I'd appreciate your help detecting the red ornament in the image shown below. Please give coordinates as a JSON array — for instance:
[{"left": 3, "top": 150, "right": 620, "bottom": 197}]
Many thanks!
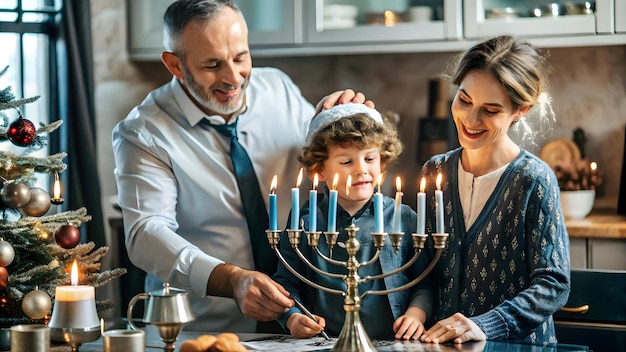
[
  {"left": 7, "top": 116, "right": 37, "bottom": 147},
  {"left": 54, "top": 224, "right": 81, "bottom": 249},
  {"left": 0, "top": 267, "right": 7, "bottom": 291}
]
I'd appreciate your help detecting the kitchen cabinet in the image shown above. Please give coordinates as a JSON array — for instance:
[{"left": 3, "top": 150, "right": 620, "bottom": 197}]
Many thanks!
[
  {"left": 554, "top": 269, "right": 626, "bottom": 352},
  {"left": 617, "top": 0, "right": 626, "bottom": 32},
  {"left": 566, "top": 212, "right": 626, "bottom": 270},
  {"left": 127, "top": 0, "right": 626, "bottom": 60},
  {"left": 237, "top": 0, "right": 302, "bottom": 45},
  {"left": 127, "top": 0, "right": 172, "bottom": 60},
  {"left": 303, "top": 0, "right": 462, "bottom": 44}
]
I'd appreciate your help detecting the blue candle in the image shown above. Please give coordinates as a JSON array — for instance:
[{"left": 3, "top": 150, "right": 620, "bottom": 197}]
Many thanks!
[
  {"left": 417, "top": 177, "right": 426, "bottom": 235},
  {"left": 391, "top": 176, "right": 403, "bottom": 233},
  {"left": 309, "top": 174, "right": 318, "bottom": 232},
  {"left": 327, "top": 173, "right": 339, "bottom": 233},
  {"left": 435, "top": 173, "right": 444, "bottom": 234},
  {"left": 269, "top": 175, "right": 278, "bottom": 231},
  {"left": 374, "top": 175, "right": 384, "bottom": 233},
  {"left": 291, "top": 168, "right": 303, "bottom": 230}
]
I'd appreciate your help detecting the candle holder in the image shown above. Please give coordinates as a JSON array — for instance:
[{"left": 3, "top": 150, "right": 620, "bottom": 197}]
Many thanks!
[
  {"left": 267, "top": 225, "right": 448, "bottom": 352},
  {"left": 49, "top": 294, "right": 100, "bottom": 351}
]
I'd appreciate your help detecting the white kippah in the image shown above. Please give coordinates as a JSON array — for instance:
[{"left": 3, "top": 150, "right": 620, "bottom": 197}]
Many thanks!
[{"left": 306, "top": 103, "right": 383, "bottom": 144}]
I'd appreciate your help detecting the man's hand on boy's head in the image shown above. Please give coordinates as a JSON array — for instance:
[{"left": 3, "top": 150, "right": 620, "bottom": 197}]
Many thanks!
[{"left": 315, "top": 89, "right": 375, "bottom": 115}]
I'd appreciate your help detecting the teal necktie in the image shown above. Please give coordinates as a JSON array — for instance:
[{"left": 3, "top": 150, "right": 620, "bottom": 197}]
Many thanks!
[{"left": 209, "top": 119, "right": 276, "bottom": 275}]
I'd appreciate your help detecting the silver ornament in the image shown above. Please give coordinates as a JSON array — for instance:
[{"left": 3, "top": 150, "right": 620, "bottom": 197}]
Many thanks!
[
  {"left": 1, "top": 182, "right": 31, "bottom": 208},
  {"left": 22, "top": 289, "right": 52, "bottom": 320},
  {"left": 0, "top": 240, "right": 14, "bottom": 267},
  {"left": 21, "top": 187, "right": 51, "bottom": 217}
]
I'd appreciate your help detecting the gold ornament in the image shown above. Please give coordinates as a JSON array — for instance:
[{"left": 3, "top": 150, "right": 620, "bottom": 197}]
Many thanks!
[
  {"left": 0, "top": 239, "right": 15, "bottom": 267},
  {"left": 22, "top": 289, "right": 52, "bottom": 320},
  {"left": 21, "top": 187, "right": 51, "bottom": 217},
  {"left": 0, "top": 182, "right": 31, "bottom": 208}
]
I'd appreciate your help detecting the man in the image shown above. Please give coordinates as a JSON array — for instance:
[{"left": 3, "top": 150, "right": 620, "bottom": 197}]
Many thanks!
[{"left": 112, "top": 0, "right": 372, "bottom": 332}]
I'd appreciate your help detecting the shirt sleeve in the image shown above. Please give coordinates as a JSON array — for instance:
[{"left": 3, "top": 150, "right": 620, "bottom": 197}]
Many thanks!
[{"left": 112, "top": 117, "right": 223, "bottom": 298}]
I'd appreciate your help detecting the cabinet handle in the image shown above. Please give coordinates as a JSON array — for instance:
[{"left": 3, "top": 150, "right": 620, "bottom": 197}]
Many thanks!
[{"left": 559, "top": 305, "right": 589, "bottom": 314}]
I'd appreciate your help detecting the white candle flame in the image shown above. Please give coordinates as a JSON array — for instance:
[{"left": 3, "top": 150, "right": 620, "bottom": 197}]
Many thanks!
[{"left": 70, "top": 259, "right": 78, "bottom": 286}]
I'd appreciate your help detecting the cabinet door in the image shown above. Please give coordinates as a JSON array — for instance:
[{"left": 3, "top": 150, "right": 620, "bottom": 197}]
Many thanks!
[
  {"left": 589, "top": 238, "right": 626, "bottom": 270},
  {"left": 569, "top": 237, "right": 588, "bottom": 269},
  {"left": 236, "top": 0, "right": 302, "bottom": 45},
  {"left": 305, "top": 0, "right": 462, "bottom": 44},
  {"left": 463, "top": 0, "right": 611, "bottom": 39},
  {"left": 128, "top": 0, "right": 174, "bottom": 60},
  {"left": 617, "top": 0, "right": 626, "bottom": 32}
]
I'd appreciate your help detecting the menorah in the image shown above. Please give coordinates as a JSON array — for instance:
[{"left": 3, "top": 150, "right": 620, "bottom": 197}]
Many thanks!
[{"left": 266, "top": 224, "right": 448, "bottom": 352}]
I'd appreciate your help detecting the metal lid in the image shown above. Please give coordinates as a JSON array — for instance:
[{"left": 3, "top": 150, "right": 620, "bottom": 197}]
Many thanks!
[{"left": 149, "top": 282, "right": 187, "bottom": 297}]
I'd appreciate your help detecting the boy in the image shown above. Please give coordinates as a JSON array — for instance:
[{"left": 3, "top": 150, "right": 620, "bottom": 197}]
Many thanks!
[{"left": 273, "top": 104, "right": 429, "bottom": 340}]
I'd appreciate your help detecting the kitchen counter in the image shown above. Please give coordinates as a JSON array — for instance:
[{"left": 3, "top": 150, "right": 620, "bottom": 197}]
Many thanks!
[{"left": 565, "top": 210, "right": 626, "bottom": 239}]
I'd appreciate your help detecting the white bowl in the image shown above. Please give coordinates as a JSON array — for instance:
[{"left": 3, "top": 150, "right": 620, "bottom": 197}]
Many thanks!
[{"left": 560, "top": 190, "right": 595, "bottom": 220}]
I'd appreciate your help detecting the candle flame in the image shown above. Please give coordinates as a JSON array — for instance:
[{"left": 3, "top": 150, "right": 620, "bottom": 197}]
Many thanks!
[
  {"left": 346, "top": 175, "right": 352, "bottom": 196},
  {"left": 590, "top": 162, "right": 597, "bottom": 171},
  {"left": 313, "top": 173, "right": 318, "bottom": 191},
  {"left": 270, "top": 175, "right": 277, "bottom": 194},
  {"left": 420, "top": 177, "right": 426, "bottom": 193},
  {"left": 100, "top": 318, "right": 105, "bottom": 335},
  {"left": 395, "top": 176, "right": 402, "bottom": 192},
  {"left": 296, "top": 168, "right": 303, "bottom": 188},
  {"left": 377, "top": 174, "right": 383, "bottom": 193},
  {"left": 332, "top": 173, "right": 339, "bottom": 190},
  {"left": 53, "top": 173, "right": 62, "bottom": 199},
  {"left": 70, "top": 259, "right": 78, "bottom": 286},
  {"left": 436, "top": 173, "right": 442, "bottom": 191}
]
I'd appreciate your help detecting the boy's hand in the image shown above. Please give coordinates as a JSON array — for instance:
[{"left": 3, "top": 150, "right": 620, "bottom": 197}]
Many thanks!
[
  {"left": 286, "top": 313, "right": 327, "bottom": 339},
  {"left": 393, "top": 306, "right": 427, "bottom": 340}
]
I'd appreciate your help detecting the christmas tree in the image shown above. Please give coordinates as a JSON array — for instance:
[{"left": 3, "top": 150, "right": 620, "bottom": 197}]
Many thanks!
[{"left": 0, "top": 66, "right": 126, "bottom": 327}]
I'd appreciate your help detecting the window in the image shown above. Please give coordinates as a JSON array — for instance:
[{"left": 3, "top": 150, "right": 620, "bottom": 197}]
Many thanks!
[{"left": 0, "top": 0, "right": 63, "bottom": 190}]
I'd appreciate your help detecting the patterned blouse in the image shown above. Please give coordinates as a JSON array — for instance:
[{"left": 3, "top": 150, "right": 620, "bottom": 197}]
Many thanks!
[{"left": 415, "top": 148, "right": 571, "bottom": 346}]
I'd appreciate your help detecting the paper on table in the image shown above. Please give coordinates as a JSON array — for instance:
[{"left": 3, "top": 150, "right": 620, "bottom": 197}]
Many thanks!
[{"left": 242, "top": 336, "right": 429, "bottom": 351}]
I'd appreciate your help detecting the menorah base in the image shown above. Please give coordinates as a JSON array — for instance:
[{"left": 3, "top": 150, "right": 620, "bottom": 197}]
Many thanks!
[{"left": 333, "top": 311, "right": 375, "bottom": 352}]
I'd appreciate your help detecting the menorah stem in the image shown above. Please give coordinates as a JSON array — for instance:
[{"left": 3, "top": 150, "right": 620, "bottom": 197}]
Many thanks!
[{"left": 333, "top": 308, "right": 375, "bottom": 352}]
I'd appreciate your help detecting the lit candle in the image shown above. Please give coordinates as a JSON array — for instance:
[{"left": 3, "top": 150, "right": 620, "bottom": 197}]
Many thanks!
[
  {"left": 291, "top": 169, "right": 303, "bottom": 230},
  {"left": 345, "top": 175, "right": 352, "bottom": 196},
  {"left": 309, "top": 174, "right": 318, "bottom": 232},
  {"left": 269, "top": 175, "right": 278, "bottom": 231},
  {"left": 49, "top": 259, "right": 100, "bottom": 329},
  {"left": 392, "top": 176, "right": 403, "bottom": 233},
  {"left": 373, "top": 174, "right": 384, "bottom": 233},
  {"left": 327, "top": 173, "right": 339, "bottom": 233},
  {"left": 51, "top": 172, "right": 64, "bottom": 205},
  {"left": 435, "top": 173, "right": 444, "bottom": 234},
  {"left": 417, "top": 177, "right": 426, "bottom": 235}
]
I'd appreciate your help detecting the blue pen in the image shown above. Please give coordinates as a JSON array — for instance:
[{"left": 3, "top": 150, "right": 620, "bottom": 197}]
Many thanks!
[{"left": 293, "top": 299, "right": 331, "bottom": 340}]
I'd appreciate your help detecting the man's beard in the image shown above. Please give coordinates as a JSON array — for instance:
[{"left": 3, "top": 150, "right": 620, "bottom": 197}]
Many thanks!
[{"left": 183, "top": 67, "right": 246, "bottom": 116}]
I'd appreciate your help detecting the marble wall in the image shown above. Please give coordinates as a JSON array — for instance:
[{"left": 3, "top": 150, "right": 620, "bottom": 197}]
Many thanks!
[{"left": 91, "top": 0, "right": 625, "bottom": 312}]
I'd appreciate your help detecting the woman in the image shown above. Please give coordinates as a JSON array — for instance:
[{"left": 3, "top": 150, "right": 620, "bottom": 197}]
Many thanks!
[{"left": 415, "top": 35, "right": 570, "bottom": 346}]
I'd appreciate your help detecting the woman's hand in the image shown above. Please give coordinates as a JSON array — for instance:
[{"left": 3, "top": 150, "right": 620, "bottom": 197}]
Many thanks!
[
  {"left": 393, "top": 306, "right": 427, "bottom": 340},
  {"left": 286, "top": 313, "right": 327, "bottom": 338},
  {"left": 420, "top": 312, "right": 486, "bottom": 344}
]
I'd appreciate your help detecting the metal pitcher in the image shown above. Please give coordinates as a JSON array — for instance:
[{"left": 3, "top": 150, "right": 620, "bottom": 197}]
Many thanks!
[{"left": 127, "top": 282, "right": 195, "bottom": 351}]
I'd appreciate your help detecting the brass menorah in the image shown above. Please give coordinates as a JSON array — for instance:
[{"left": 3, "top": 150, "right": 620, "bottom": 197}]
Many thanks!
[{"left": 267, "top": 224, "right": 448, "bottom": 352}]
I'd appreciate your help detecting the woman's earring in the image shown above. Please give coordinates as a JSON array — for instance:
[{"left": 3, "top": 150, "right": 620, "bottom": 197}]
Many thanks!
[{"left": 514, "top": 119, "right": 519, "bottom": 123}]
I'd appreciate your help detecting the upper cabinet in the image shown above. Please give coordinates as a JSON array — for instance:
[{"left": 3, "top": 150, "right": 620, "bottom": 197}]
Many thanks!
[
  {"left": 237, "top": 0, "right": 302, "bottom": 45},
  {"left": 127, "top": 0, "right": 626, "bottom": 60},
  {"left": 303, "top": 0, "right": 462, "bottom": 44}
]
